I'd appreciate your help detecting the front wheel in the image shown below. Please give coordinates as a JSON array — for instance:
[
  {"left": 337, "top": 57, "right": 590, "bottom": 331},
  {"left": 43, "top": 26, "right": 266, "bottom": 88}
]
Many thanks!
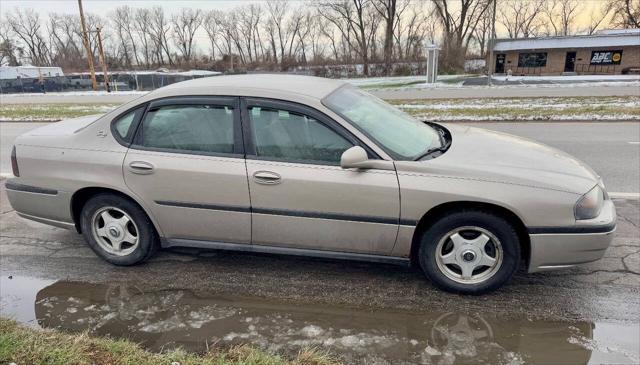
[
  {"left": 80, "top": 193, "right": 158, "bottom": 266},
  {"left": 418, "top": 210, "right": 520, "bottom": 294}
]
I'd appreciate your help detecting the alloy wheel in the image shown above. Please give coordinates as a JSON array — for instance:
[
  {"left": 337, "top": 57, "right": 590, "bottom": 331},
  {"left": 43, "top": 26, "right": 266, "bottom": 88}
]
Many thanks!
[
  {"left": 91, "top": 206, "right": 139, "bottom": 256},
  {"left": 435, "top": 226, "right": 504, "bottom": 284}
]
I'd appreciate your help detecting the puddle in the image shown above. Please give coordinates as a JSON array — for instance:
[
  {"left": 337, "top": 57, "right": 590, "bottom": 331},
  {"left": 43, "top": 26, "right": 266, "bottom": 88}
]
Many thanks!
[{"left": 1, "top": 275, "right": 638, "bottom": 364}]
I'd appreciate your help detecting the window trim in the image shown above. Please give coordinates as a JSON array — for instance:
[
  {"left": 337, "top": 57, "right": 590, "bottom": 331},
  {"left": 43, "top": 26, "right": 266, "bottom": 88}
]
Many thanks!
[
  {"left": 129, "top": 96, "right": 244, "bottom": 158},
  {"left": 241, "top": 97, "right": 380, "bottom": 166}
]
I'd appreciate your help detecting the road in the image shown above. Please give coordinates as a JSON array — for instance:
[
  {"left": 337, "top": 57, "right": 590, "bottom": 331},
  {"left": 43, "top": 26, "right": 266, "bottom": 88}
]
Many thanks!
[
  {"left": 1, "top": 83, "right": 638, "bottom": 104},
  {"left": 374, "top": 83, "right": 640, "bottom": 100},
  {"left": 2, "top": 121, "right": 638, "bottom": 193}
]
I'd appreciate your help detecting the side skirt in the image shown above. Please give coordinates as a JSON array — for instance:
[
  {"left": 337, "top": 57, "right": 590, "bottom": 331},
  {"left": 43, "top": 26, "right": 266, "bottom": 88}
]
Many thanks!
[{"left": 163, "top": 238, "right": 410, "bottom": 266}]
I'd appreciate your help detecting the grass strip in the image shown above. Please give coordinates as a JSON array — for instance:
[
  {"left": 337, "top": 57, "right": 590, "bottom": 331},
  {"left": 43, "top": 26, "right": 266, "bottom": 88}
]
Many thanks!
[
  {"left": 0, "top": 317, "right": 340, "bottom": 365},
  {"left": 0, "top": 104, "right": 118, "bottom": 121}
]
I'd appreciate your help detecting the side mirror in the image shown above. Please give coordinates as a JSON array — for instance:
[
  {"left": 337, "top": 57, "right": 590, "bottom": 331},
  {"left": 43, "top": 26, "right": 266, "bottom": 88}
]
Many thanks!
[
  {"left": 340, "top": 146, "right": 395, "bottom": 171},
  {"left": 340, "top": 146, "right": 368, "bottom": 168}
]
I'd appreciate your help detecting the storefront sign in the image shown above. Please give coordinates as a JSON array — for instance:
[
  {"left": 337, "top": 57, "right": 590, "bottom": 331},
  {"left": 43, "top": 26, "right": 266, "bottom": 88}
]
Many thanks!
[{"left": 590, "top": 50, "right": 623, "bottom": 65}]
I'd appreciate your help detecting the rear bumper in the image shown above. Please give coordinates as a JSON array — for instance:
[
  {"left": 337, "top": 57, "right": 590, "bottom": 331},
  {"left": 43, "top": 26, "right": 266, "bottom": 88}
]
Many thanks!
[
  {"left": 528, "top": 200, "right": 616, "bottom": 273},
  {"left": 5, "top": 180, "right": 75, "bottom": 229}
]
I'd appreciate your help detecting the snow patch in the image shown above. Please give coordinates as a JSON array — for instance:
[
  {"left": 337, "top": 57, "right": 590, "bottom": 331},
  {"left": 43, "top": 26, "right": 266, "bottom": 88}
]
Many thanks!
[{"left": 300, "top": 325, "right": 324, "bottom": 337}]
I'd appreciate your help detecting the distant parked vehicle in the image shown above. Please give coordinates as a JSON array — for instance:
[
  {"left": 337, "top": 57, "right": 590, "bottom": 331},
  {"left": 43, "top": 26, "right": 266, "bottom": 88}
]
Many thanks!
[{"left": 6, "top": 75, "right": 616, "bottom": 294}]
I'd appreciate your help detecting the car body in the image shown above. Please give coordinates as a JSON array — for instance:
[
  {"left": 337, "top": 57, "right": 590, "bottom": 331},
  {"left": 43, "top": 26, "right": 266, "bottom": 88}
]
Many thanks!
[{"left": 6, "top": 75, "right": 616, "bottom": 293}]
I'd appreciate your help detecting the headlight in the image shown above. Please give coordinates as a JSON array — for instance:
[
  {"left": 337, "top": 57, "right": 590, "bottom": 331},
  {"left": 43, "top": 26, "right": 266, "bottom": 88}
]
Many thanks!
[{"left": 574, "top": 185, "right": 604, "bottom": 220}]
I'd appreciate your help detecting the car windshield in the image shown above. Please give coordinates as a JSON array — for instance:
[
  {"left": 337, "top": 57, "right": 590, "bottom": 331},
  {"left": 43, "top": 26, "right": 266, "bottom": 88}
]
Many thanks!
[{"left": 323, "top": 86, "right": 442, "bottom": 160}]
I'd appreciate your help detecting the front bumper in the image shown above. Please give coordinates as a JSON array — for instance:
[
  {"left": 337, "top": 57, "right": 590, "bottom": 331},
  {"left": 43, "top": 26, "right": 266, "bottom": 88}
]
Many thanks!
[{"left": 528, "top": 199, "right": 616, "bottom": 273}]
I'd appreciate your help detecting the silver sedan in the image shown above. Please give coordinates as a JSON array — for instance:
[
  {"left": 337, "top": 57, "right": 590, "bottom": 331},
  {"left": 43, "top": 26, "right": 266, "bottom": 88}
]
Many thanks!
[{"left": 6, "top": 75, "right": 616, "bottom": 294}]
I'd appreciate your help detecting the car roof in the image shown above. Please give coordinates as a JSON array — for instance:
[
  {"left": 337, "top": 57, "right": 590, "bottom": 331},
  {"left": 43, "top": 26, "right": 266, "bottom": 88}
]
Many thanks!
[{"left": 153, "top": 74, "right": 347, "bottom": 100}]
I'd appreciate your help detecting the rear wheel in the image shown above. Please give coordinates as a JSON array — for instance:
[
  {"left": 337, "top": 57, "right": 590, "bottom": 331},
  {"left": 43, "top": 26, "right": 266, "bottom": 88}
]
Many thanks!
[
  {"left": 80, "top": 193, "right": 158, "bottom": 265},
  {"left": 418, "top": 210, "right": 520, "bottom": 294}
]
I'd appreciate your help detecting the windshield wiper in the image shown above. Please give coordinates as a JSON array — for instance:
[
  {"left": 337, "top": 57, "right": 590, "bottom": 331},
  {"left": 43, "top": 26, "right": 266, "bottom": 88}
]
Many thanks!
[
  {"left": 414, "top": 125, "right": 451, "bottom": 161},
  {"left": 413, "top": 142, "right": 450, "bottom": 161}
]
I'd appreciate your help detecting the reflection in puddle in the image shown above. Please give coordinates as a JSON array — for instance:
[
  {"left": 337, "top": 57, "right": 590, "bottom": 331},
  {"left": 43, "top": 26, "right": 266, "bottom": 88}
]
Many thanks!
[{"left": 1, "top": 276, "right": 638, "bottom": 364}]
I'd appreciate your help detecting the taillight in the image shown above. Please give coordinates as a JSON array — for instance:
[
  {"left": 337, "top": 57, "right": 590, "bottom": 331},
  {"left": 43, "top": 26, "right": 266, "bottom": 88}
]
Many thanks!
[{"left": 11, "top": 146, "right": 19, "bottom": 177}]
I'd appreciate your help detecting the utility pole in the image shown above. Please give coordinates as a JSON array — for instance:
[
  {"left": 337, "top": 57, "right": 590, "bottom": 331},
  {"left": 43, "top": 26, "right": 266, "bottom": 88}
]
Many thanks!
[
  {"left": 95, "top": 27, "right": 111, "bottom": 92},
  {"left": 78, "top": 0, "right": 97, "bottom": 91},
  {"left": 487, "top": 0, "right": 497, "bottom": 86}
]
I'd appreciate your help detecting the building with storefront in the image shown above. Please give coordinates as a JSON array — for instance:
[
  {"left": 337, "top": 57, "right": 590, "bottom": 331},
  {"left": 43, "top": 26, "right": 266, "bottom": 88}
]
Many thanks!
[{"left": 490, "top": 29, "right": 640, "bottom": 76}]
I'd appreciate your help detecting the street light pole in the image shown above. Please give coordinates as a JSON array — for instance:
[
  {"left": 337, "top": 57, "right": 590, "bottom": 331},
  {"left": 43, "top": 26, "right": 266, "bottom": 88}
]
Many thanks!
[
  {"left": 78, "top": 0, "right": 97, "bottom": 91},
  {"left": 487, "top": 0, "right": 497, "bottom": 86}
]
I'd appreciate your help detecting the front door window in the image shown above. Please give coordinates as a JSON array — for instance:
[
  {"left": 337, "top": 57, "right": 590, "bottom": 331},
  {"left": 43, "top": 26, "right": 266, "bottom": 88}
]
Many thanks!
[{"left": 248, "top": 106, "right": 353, "bottom": 164}]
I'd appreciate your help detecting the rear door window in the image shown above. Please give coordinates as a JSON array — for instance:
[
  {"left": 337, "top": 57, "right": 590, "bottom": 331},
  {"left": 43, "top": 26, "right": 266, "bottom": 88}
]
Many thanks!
[{"left": 137, "top": 104, "right": 235, "bottom": 155}]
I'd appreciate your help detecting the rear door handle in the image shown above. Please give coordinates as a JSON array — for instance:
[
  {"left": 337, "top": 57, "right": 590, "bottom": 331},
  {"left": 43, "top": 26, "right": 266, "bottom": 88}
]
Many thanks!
[
  {"left": 128, "top": 161, "right": 155, "bottom": 174},
  {"left": 253, "top": 171, "right": 281, "bottom": 185}
]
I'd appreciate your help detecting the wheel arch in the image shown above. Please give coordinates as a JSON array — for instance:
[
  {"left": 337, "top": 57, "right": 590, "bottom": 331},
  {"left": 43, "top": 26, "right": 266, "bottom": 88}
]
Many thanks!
[
  {"left": 70, "top": 186, "right": 163, "bottom": 237},
  {"left": 409, "top": 201, "right": 530, "bottom": 266}
]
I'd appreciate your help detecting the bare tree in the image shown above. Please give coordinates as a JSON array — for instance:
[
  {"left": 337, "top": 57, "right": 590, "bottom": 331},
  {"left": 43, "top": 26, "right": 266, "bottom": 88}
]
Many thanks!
[
  {"left": 148, "top": 6, "right": 173, "bottom": 65},
  {"left": 606, "top": 0, "right": 640, "bottom": 28},
  {"left": 237, "top": 4, "right": 262, "bottom": 63},
  {"left": 472, "top": 5, "right": 492, "bottom": 57},
  {"left": 0, "top": 22, "right": 21, "bottom": 66},
  {"left": 584, "top": 3, "right": 611, "bottom": 35},
  {"left": 498, "top": 0, "right": 545, "bottom": 38},
  {"left": 318, "top": 0, "right": 378, "bottom": 76},
  {"left": 172, "top": 8, "right": 203, "bottom": 63},
  {"left": 264, "top": 0, "right": 298, "bottom": 67},
  {"left": 432, "top": 0, "right": 491, "bottom": 71},
  {"left": 134, "top": 8, "right": 154, "bottom": 67},
  {"left": 372, "top": 0, "right": 409, "bottom": 75},
  {"left": 308, "top": 15, "right": 328, "bottom": 63},
  {"left": 319, "top": 16, "right": 344, "bottom": 62},
  {"left": 285, "top": 7, "right": 306, "bottom": 62},
  {"left": 298, "top": 10, "right": 324, "bottom": 63},
  {"left": 48, "top": 13, "right": 83, "bottom": 67},
  {"left": 203, "top": 10, "right": 221, "bottom": 61},
  {"left": 395, "top": 2, "right": 436, "bottom": 60},
  {"left": 208, "top": 10, "right": 238, "bottom": 68},
  {"left": 543, "top": 0, "right": 581, "bottom": 36},
  {"left": 111, "top": 6, "right": 139, "bottom": 67},
  {"left": 5, "top": 9, "right": 50, "bottom": 65}
]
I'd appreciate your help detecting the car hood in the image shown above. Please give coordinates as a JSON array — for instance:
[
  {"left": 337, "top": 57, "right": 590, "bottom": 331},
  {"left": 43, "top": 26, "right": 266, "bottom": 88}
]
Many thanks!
[{"left": 396, "top": 123, "right": 599, "bottom": 195}]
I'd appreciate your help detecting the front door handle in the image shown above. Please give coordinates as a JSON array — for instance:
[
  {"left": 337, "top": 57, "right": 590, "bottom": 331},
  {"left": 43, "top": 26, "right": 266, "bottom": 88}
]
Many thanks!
[
  {"left": 128, "top": 161, "right": 155, "bottom": 174},
  {"left": 253, "top": 171, "right": 281, "bottom": 185}
]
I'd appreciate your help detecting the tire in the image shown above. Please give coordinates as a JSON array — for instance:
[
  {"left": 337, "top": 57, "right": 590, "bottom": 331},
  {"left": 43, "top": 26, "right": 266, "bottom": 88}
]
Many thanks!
[
  {"left": 80, "top": 193, "right": 158, "bottom": 266},
  {"left": 418, "top": 210, "right": 520, "bottom": 295}
]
